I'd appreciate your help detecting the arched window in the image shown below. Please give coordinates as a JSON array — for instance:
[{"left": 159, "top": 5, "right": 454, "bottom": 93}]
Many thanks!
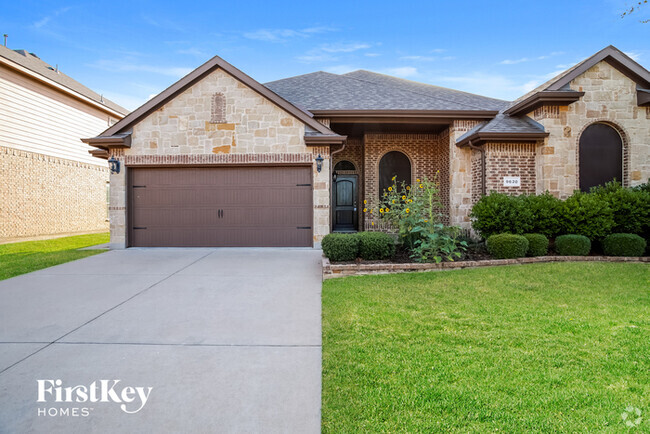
[
  {"left": 579, "top": 123, "right": 623, "bottom": 192},
  {"left": 334, "top": 160, "right": 356, "bottom": 171},
  {"left": 379, "top": 151, "right": 411, "bottom": 198}
]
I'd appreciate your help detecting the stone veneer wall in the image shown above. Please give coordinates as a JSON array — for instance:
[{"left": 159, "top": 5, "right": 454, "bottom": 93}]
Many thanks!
[
  {"left": 0, "top": 146, "right": 109, "bottom": 239},
  {"left": 533, "top": 61, "right": 650, "bottom": 197},
  {"left": 484, "top": 143, "right": 537, "bottom": 195},
  {"left": 449, "top": 120, "right": 482, "bottom": 228},
  {"left": 363, "top": 132, "right": 450, "bottom": 228},
  {"left": 108, "top": 67, "right": 330, "bottom": 248}
]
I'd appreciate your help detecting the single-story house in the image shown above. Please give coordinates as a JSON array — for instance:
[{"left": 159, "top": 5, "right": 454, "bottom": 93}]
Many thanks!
[
  {"left": 0, "top": 44, "right": 128, "bottom": 241},
  {"left": 85, "top": 45, "right": 650, "bottom": 248}
]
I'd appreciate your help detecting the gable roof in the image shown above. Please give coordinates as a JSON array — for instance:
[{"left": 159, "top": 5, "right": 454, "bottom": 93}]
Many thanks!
[
  {"left": 0, "top": 45, "right": 128, "bottom": 116},
  {"left": 264, "top": 70, "right": 507, "bottom": 113},
  {"left": 505, "top": 45, "right": 650, "bottom": 115},
  {"left": 90, "top": 54, "right": 341, "bottom": 146}
]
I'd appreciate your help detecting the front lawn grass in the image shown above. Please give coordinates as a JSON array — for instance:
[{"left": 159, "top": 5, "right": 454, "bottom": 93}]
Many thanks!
[
  {"left": 323, "top": 262, "right": 650, "bottom": 432},
  {"left": 0, "top": 233, "right": 109, "bottom": 280}
]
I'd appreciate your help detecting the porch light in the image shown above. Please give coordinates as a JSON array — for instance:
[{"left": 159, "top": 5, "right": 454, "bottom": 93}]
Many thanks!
[
  {"left": 315, "top": 154, "right": 324, "bottom": 173},
  {"left": 332, "top": 170, "right": 338, "bottom": 181},
  {"left": 108, "top": 155, "right": 121, "bottom": 174}
]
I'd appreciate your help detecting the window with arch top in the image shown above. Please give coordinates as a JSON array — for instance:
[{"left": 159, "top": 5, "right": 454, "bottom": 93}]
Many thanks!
[
  {"left": 579, "top": 123, "right": 623, "bottom": 192},
  {"left": 379, "top": 151, "right": 411, "bottom": 198},
  {"left": 334, "top": 160, "right": 356, "bottom": 171}
]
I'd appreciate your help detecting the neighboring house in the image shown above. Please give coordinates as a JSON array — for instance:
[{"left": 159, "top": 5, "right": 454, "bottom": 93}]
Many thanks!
[
  {"left": 0, "top": 44, "right": 128, "bottom": 241},
  {"left": 85, "top": 45, "right": 650, "bottom": 248}
]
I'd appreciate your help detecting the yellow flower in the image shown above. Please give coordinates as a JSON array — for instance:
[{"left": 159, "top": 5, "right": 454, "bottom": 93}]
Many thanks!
[
  {"left": 401, "top": 195, "right": 406, "bottom": 200},
  {"left": 380, "top": 208, "right": 384, "bottom": 213},
  {"left": 406, "top": 185, "right": 410, "bottom": 190},
  {"left": 405, "top": 208, "right": 410, "bottom": 213},
  {"left": 385, "top": 208, "right": 390, "bottom": 212},
  {"left": 392, "top": 200, "right": 396, "bottom": 204},
  {"left": 371, "top": 221, "right": 375, "bottom": 226},
  {"left": 424, "top": 219, "right": 428, "bottom": 223},
  {"left": 383, "top": 192, "right": 388, "bottom": 197},
  {"left": 363, "top": 208, "right": 367, "bottom": 213},
  {"left": 408, "top": 199, "right": 413, "bottom": 203},
  {"left": 388, "top": 186, "right": 392, "bottom": 192},
  {"left": 419, "top": 184, "right": 423, "bottom": 189},
  {"left": 363, "top": 200, "right": 367, "bottom": 205},
  {"left": 370, "top": 209, "right": 373, "bottom": 213},
  {"left": 392, "top": 175, "right": 396, "bottom": 181},
  {"left": 416, "top": 178, "right": 421, "bottom": 183}
]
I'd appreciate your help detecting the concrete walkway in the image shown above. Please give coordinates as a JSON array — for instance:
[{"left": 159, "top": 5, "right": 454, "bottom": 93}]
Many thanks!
[{"left": 0, "top": 248, "right": 323, "bottom": 433}]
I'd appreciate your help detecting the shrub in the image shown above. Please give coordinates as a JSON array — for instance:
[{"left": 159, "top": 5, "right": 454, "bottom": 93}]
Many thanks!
[
  {"left": 592, "top": 181, "right": 650, "bottom": 239},
  {"left": 522, "top": 193, "right": 563, "bottom": 238},
  {"left": 555, "top": 234, "right": 591, "bottom": 256},
  {"left": 470, "top": 193, "right": 533, "bottom": 238},
  {"left": 602, "top": 233, "right": 647, "bottom": 257},
  {"left": 410, "top": 224, "right": 467, "bottom": 263},
  {"left": 321, "top": 233, "right": 359, "bottom": 262},
  {"left": 357, "top": 232, "right": 395, "bottom": 260},
  {"left": 559, "top": 192, "right": 614, "bottom": 240},
  {"left": 486, "top": 234, "right": 529, "bottom": 259},
  {"left": 523, "top": 234, "right": 549, "bottom": 257}
]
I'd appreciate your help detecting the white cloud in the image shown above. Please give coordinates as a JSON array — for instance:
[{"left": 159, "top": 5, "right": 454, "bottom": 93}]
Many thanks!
[
  {"left": 364, "top": 53, "right": 381, "bottom": 57},
  {"left": 243, "top": 26, "right": 337, "bottom": 42},
  {"left": 430, "top": 48, "right": 446, "bottom": 53},
  {"left": 400, "top": 55, "right": 437, "bottom": 62},
  {"left": 500, "top": 51, "right": 565, "bottom": 65},
  {"left": 32, "top": 7, "right": 71, "bottom": 29},
  {"left": 625, "top": 51, "right": 641, "bottom": 61},
  {"left": 320, "top": 42, "right": 370, "bottom": 53},
  {"left": 500, "top": 57, "right": 530, "bottom": 65},
  {"left": 325, "top": 65, "right": 361, "bottom": 74},
  {"left": 296, "top": 42, "right": 372, "bottom": 63},
  {"left": 177, "top": 47, "right": 209, "bottom": 58},
  {"left": 383, "top": 66, "right": 418, "bottom": 77},
  {"left": 89, "top": 60, "right": 193, "bottom": 78}
]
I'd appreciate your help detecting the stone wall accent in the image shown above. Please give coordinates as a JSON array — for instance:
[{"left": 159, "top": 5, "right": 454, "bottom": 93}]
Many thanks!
[
  {"left": 449, "top": 120, "right": 482, "bottom": 227},
  {"left": 0, "top": 146, "right": 109, "bottom": 240},
  {"left": 363, "top": 132, "right": 450, "bottom": 228},
  {"left": 470, "top": 148, "right": 483, "bottom": 204},
  {"left": 484, "top": 143, "right": 536, "bottom": 195},
  {"left": 533, "top": 61, "right": 650, "bottom": 197},
  {"left": 108, "top": 67, "right": 329, "bottom": 247}
]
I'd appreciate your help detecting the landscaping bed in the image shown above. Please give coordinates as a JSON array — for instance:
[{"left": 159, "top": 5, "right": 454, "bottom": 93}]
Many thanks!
[{"left": 322, "top": 262, "right": 650, "bottom": 432}]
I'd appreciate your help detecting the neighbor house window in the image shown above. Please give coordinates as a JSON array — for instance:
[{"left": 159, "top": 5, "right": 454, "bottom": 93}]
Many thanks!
[
  {"left": 210, "top": 93, "right": 226, "bottom": 123},
  {"left": 579, "top": 123, "right": 623, "bottom": 192},
  {"left": 379, "top": 151, "right": 411, "bottom": 198}
]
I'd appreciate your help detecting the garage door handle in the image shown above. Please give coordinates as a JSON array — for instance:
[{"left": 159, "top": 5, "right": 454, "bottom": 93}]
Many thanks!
[
  {"left": 296, "top": 183, "right": 312, "bottom": 187},
  {"left": 133, "top": 227, "right": 147, "bottom": 230},
  {"left": 297, "top": 226, "right": 311, "bottom": 229}
]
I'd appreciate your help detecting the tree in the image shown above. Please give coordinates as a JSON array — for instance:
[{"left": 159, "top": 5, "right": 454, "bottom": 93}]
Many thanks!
[{"left": 622, "top": 0, "right": 649, "bottom": 23}]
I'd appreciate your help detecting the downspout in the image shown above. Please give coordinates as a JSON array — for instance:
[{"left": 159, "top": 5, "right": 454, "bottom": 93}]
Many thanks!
[
  {"left": 329, "top": 142, "right": 347, "bottom": 232},
  {"left": 467, "top": 139, "right": 486, "bottom": 197}
]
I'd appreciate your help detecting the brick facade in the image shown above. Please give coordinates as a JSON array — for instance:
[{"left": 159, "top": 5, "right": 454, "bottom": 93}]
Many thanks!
[
  {"left": 0, "top": 146, "right": 109, "bottom": 240},
  {"left": 484, "top": 143, "right": 537, "bottom": 195},
  {"left": 108, "top": 67, "right": 330, "bottom": 248}
]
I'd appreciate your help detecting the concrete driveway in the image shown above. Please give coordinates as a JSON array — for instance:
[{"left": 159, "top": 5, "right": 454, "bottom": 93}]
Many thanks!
[{"left": 0, "top": 248, "right": 323, "bottom": 433}]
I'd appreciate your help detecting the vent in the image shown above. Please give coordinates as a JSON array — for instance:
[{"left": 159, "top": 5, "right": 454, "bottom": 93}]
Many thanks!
[{"left": 210, "top": 92, "right": 226, "bottom": 123}]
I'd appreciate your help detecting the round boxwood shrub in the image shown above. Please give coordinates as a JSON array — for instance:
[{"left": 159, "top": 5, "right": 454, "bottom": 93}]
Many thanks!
[
  {"left": 524, "top": 233, "right": 549, "bottom": 257},
  {"left": 357, "top": 231, "right": 395, "bottom": 260},
  {"left": 321, "top": 233, "right": 359, "bottom": 262},
  {"left": 555, "top": 234, "right": 591, "bottom": 256},
  {"left": 486, "top": 234, "right": 529, "bottom": 259},
  {"left": 602, "top": 233, "right": 647, "bottom": 257}
]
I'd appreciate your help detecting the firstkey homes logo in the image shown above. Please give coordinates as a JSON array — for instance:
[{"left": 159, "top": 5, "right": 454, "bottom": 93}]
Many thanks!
[{"left": 36, "top": 379, "right": 153, "bottom": 417}]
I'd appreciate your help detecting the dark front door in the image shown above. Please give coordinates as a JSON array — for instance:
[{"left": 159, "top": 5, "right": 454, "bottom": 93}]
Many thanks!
[{"left": 333, "top": 175, "right": 358, "bottom": 231}]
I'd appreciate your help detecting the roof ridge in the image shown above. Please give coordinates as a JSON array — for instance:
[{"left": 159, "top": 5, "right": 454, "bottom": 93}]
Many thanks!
[
  {"left": 337, "top": 70, "right": 504, "bottom": 111},
  {"left": 264, "top": 70, "right": 338, "bottom": 85}
]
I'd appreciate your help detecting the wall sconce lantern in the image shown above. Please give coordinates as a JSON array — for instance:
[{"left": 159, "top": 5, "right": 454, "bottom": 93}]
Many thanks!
[
  {"left": 108, "top": 155, "right": 121, "bottom": 174},
  {"left": 315, "top": 154, "right": 324, "bottom": 173},
  {"left": 332, "top": 170, "right": 338, "bottom": 182}
]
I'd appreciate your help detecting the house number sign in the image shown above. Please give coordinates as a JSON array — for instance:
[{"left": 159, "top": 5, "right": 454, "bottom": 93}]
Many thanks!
[{"left": 503, "top": 176, "right": 521, "bottom": 187}]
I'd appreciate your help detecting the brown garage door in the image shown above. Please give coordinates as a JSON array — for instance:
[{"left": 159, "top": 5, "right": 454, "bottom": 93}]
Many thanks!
[{"left": 128, "top": 166, "right": 313, "bottom": 247}]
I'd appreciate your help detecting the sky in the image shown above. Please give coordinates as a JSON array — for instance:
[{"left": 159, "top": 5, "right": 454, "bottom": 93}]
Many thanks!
[{"left": 1, "top": 0, "right": 648, "bottom": 111}]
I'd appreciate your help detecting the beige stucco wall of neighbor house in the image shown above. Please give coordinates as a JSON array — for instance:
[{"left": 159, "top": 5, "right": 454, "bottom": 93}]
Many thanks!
[
  {"left": 108, "top": 67, "right": 330, "bottom": 248},
  {"left": 532, "top": 61, "right": 650, "bottom": 198},
  {"left": 0, "top": 64, "right": 112, "bottom": 240}
]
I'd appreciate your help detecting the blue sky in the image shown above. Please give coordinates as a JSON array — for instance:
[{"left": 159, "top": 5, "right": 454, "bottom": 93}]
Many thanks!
[{"left": 2, "top": 0, "right": 648, "bottom": 111}]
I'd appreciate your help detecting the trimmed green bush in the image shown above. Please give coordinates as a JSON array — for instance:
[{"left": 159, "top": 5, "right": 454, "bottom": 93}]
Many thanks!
[
  {"left": 560, "top": 192, "right": 614, "bottom": 241},
  {"left": 357, "top": 232, "right": 395, "bottom": 260},
  {"left": 523, "top": 193, "right": 563, "bottom": 238},
  {"left": 555, "top": 234, "right": 591, "bottom": 256},
  {"left": 486, "top": 234, "right": 529, "bottom": 259},
  {"left": 524, "top": 233, "right": 549, "bottom": 257},
  {"left": 470, "top": 193, "right": 533, "bottom": 239},
  {"left": 322, "top": 233, "right": 359, "bottom": 262},
  {"left": 602, "top": 233, "right": 647, "bottom": 257}
]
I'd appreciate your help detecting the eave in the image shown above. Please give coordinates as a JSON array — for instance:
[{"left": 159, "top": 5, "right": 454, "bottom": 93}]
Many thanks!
[
  {"left": 304, "top": 134, "right": 347, "bottom": 145},
  {"left": 309, "top": 109, "right": 499, "bottom": 124},
  {"left": 81, "top": 133, "right": 132, "bottom": 148},
  {"left": 456, "top": 131, "right": 549, "bottom": 147},
  {"left": 504, "top": 91, "right": 585, "bottom": 116},
  {"left": 89, "top": 148, "right": 109, "bottom": 159},
  {"left": 638, "top": 87, "right": 650, "bottom": 106}
]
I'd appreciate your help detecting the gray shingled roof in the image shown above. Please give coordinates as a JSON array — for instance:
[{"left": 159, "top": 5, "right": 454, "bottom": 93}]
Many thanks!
[
  {"left": 456, "top": 114, "right": 546, "bottom": 143},
  {"left": 265, "top": 70, "right": 508, "bottom": 111},
  {"left": 0, "top": 45, "right": 128, "bottom": 115}
]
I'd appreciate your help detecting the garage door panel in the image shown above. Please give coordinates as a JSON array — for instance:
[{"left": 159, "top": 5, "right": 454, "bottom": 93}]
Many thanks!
[{"left": 129, "top": 167, "right": 313, "bottom": 247}]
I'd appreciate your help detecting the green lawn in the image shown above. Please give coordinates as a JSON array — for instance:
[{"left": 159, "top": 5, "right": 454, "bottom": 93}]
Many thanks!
[
  {"left": 0, "top": 233, "right": 109, "bottom": 280},
  {"left": 323, "top": 263, "right": 650, "bottom": 432}
]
